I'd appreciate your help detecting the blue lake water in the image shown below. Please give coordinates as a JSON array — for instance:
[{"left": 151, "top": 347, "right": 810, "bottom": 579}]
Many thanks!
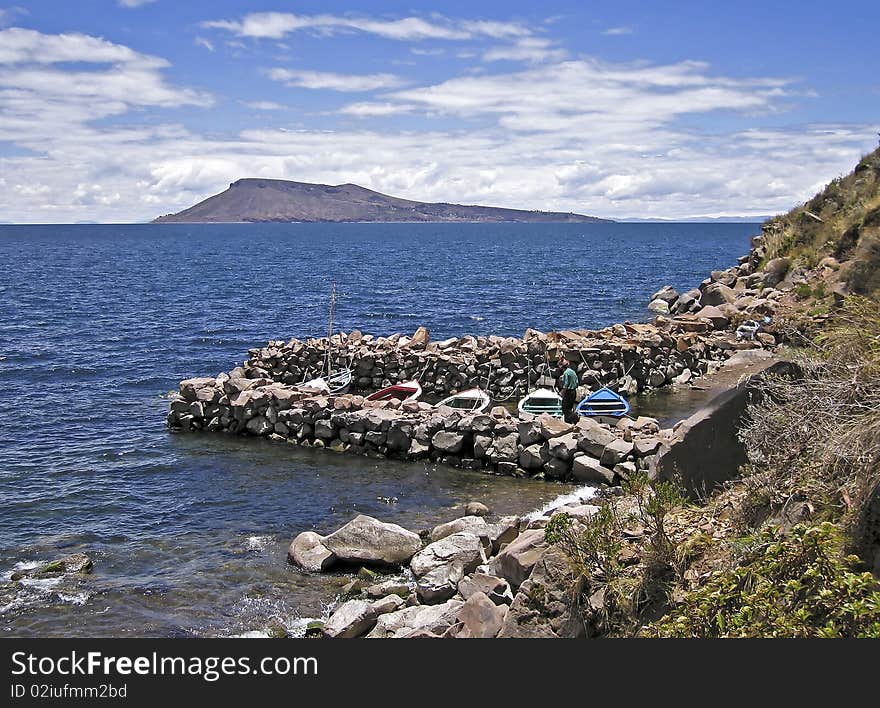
[{"left": 0, "top": 222, "right": 756, "bottom": 636}]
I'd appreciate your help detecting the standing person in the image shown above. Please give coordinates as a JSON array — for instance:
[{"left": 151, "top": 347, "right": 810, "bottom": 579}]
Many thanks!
[{"left": 558, "top": 356, "right": 579, "bottom": 423}]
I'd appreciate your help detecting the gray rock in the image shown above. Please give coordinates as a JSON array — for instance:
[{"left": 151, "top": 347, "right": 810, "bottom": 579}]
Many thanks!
[
  {"left": 548, "top": 432, "right": 579, "bottom": 461},
  {"left": 651, "top": 285, "right": 679, "bottom": 305},
  {"left": 363, "top": 579, "right": 412, "bottom": 599},
  {"left": 458, "top": 573, "right": 514, "bottom": 606},
  {"left": 648, "top": 298, "right": 670, "bottom": 314},
  {"left": 498, "top": 547, "right": 586, "bottom": 638},
  {"left": 287, "top": 531, "right": 337, "bottom": 572},
  {"left": 517, "top": 419, "right": 542, "bottom": 446},
  {"left": 543, "top": 457, "right": 570, "bottom": 480},
  {"left": 600, "top": 439, "right": 633, "bottom": 466},
  {"left": 432, "top": 430, "right": 465, "bottom": 454},
  {"left": 491, "top": 528, "right": 547, "bottom": 589},
  {"left": 323, "top": 515, "right": 423, "bottom": 567},
  {"left": 366, "top": 600, "right": 465, "bottom": 638},
  {"left": 489, "top": 432, "right": 519, "bottom": 464},
  {"left": 576, "top": 419, "right": 617, "bottom": 456},
  {"left": 487, "top": 516, "right": 520, "bottom": 553},
  {"left": 416, "top": 561, "right": 465, "bottom": 604},
  {"left": 452, "top": 591, "right": 508, "bottom": 638},
  {"left": 322, "top": 599, "right": 377, "bottom": 639},
  {"left": 519, "top": 443, "right": 550, "bottom": 470},
  {"left": 410, "top": 532, "right": 489, "bottom": 578},
  {"left": 464, "top": 501, "right": 490, "bottom": 517},
  {"left": 370, "top": 594, "right": 406, "bottom": 616},
  {"left": 571, "top": 455, "right": 615, "bottom": 485},
  {"left": 245, "top": 415, "right": 272, "bottom": 435},
  {"left": 429, "top": 516, "right": 491, "bottom": 543},
  {"left": 538, "top": 414, "right": 573, "bottom": 439},
  {"left": 699, "top": 282, "right": 736, "bottom": 307}
]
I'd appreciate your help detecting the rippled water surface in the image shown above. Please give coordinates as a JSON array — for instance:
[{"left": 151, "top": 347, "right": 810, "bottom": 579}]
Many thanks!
[{"left": 0, "top": 222, "right": 755, "bottom": 636}]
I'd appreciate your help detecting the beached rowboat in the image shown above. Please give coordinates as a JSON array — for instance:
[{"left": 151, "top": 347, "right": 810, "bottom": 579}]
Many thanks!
[
  {"left": 303, "top": 367, "right": 353, "bottom": 395},
  {"left": 576, "top": 386, "right": 630, "bottom": 420},
  {"left": 517, "top": 388, "right": 562, "bottom": 418},
  {"left": 435, "top": 387, "right": 491, "bottom": 413},
  {"left": 366, "top": 380, "right": 422, "bottom": 403}
]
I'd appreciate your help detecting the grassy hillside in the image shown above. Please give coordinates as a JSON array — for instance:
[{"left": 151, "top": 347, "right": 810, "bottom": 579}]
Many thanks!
[
  {"left": 762, "top": 145, "right": 880, "bottom": 297},
  {"left": 544, "top": 147, "right": 880, "bottom": 638}
]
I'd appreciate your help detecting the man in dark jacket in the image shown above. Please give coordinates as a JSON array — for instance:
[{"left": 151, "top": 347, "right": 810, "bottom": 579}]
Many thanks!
[{"left": 559, "top": 356, "right": 579, "bottom": 423}]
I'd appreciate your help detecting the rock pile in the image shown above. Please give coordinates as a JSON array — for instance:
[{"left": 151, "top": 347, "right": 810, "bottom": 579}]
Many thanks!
[
  {"left": 292, "top": 504, "right": 597, "bottom": 638},
  {"left": 238, "top": 316, "right": 758, "bottom": 403},
  {"left": 168, "top": 376, "right": 674, "bottom": 484}
]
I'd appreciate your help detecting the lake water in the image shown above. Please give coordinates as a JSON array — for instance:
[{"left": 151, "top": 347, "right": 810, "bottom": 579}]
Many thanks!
[{"left": 0, "top": 222, "right": 756, "bottom": 637}]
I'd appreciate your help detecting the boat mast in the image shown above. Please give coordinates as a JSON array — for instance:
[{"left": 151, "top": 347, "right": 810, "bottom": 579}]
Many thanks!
[{"left": 325, "top": 281, "right": 336, "bottom": 376}]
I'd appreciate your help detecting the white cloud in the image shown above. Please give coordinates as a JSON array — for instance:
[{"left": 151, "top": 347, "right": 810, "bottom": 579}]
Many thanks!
[
  {"left": 602, "top": 26, "right": 633, "bottom": 36},
  {"left": 118, "top": 0, "right": 158, "bottom": 7},
  {"left": 266, "top": 68, "right": 406, "bottom": 92},
  {"left": 0, "top": 26, "right": 876, "bottom": 224},
  {"left": 483, "top": 38, "right": 568, "bottom": 64},
  {"left": 194, "top": 36, "right": 214, "bottom": 52},
  {"left": 203, "top": 12, "right": 531, "bottom": 42},
  {"left": 243, "top": 101, "right": 284, "bottom": 111}
]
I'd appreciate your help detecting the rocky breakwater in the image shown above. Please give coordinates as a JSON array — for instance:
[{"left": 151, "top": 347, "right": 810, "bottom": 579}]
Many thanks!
[
  {"left": 290, "top": 502, "right": 602, "bottom": 638},
  {"left": 235, "top": 315, "right": 760, "bottom": 403},
  {"left": 647, "top": 225, "right": 815, "bottom": 345},
  {"left": 168, "top": 373, "right": 676, "bottom": 485}
]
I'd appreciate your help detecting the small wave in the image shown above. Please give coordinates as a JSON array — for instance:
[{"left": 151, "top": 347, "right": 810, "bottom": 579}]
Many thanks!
[
  {"left": 524, "top": 485, "right": 600, "bottom": 522},
  {"left": 243, "top": 535, "right": 274, "bottom": 552},
  {"left": 469, "top": 315, "right": 485, "bottom": 321}
]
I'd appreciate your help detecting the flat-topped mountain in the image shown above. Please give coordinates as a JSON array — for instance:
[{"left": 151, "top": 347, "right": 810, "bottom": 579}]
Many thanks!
[{"left": 152, "top": 178, "right": 610, "bottom": 223}]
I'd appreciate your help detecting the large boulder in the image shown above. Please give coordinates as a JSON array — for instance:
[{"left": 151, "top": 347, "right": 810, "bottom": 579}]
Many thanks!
[
  {"left": 322, "top": 515, "right": 422, "bottom": 568},
  {"left": 451, "top": 592, "right": 508, "bottom": 638},
  {"left": 693, "top": 305, "right": 730, "bottom": 330},
  {"left": 489, "top": 432, "right": 519, "bottom": 464},
  {"left": 548, "top": 432, "right": 579, "bottom": 461},
  {"left": 498, "top": 547, "right": 586, "bottom": 638},
  {"left": 576, "top": 419, "right": 617, "bottom": 457},
  {"left": 410, "top": 532, "right": 489, "bottom": 577},
  {"left": 648, "top": 299, "right": 670, "bottom": 314},
  {"left": 519, "top": 443, "right": 550, "bottom": 470},
  {"left": 651, "top": 285, "right": 679, "bottom": 305},
  {"left": 287, "top": 531, "right": 337, "bottom": 572},
  {"left": 491, "top": 528, "right": 547, "bottom": 589},
  {"left": 538, "top": 414, "right": 573, "bottom": 439},
  {"left": 762, "top": 257, "right": 790, "bottom": 287},
  {"left": 322, "top": 600, "right": 377, "bottom": 639},
  {"left": 600, "top": 439, "right": 633, "bottom": 467},
  {"left": 416, "top": 562, "right": 465, "bottom": 605},
  {"left": 571, "top": 455, "right": 615, "bottom": 485},
  {"left": 429, "top": 516, "right": 491, "bottom": 543},
  {"left": 366, "top": 600, "right": 464, "bottom": 638},
  {"left": 699, "top": 282, "right": 736, "bottom": 307},
  {"left": 432, "top": 430, "right": 465, "bottom": 454}
]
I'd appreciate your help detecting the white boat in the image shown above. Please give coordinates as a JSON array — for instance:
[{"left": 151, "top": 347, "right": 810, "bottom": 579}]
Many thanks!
[
  {"left": 517, "top": 388, "right": 562, "bottom": 417},
  {"left": 304, "top": 367, "right": 353, "bottom": 394},
  {"left": 435, "top": 387, "right": 491, "bottom": 413},
  {"left": 366, "top": 379, "right": 422, "bottom": 402}
]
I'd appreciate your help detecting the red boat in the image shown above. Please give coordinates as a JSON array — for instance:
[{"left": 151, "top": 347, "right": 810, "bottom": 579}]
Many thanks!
[{"left": 365, "top": 380, "right": 422, "bottom": 402}]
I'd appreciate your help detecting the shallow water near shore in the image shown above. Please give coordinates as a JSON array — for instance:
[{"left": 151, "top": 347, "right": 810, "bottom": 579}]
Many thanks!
[{"left": 0, "top": 222, "right": 755, "bottom": 636}]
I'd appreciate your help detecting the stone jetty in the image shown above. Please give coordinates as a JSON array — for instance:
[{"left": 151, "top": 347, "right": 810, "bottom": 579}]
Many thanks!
[{"left": 167, "top": 226, "right": 784, "bottom": 485}]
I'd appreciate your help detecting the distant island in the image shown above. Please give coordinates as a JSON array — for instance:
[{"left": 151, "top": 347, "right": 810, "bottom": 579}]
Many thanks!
[{"left": 152, "top": 178, "right": 611, "bottom": 224}]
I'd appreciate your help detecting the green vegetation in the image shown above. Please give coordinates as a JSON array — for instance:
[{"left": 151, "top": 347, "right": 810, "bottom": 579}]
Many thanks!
[
  {"left": 761, "top": 145, "right": 880, "bottom": 297},
  {"left": 646, "top": 523, "right": 880, "bottom": 638}
]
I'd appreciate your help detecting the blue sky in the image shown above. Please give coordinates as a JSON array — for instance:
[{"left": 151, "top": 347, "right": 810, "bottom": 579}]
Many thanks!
[{"left": 1, "top": 1, "right": 878, "bottom": 222}]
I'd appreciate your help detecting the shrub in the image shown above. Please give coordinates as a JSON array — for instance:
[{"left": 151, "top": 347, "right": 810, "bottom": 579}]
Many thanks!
[{"left": 645, "top": 523, "right": 880, "bottom": 638}]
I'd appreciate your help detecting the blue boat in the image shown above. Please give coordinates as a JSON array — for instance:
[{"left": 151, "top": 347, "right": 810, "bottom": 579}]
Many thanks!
[{"left": 576, "top": 386, "right": 631, "bottom": 420}]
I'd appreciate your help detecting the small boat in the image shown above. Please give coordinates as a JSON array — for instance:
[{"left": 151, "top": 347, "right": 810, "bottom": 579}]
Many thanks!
[
  {"left": 366, "top": 380, "right": 422, "bottom": 403},
  {"left": 576, "top": 386, "right": 630, "bottom": 421},
  {"left": 304, "top": 367, "right": 353, "bottom": 395},
  {"left": 435, "top": 387, "right": 491, "bottom": 413},
  {"left": 517, "top": 388, "right": 562, "bottom": 418}
]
